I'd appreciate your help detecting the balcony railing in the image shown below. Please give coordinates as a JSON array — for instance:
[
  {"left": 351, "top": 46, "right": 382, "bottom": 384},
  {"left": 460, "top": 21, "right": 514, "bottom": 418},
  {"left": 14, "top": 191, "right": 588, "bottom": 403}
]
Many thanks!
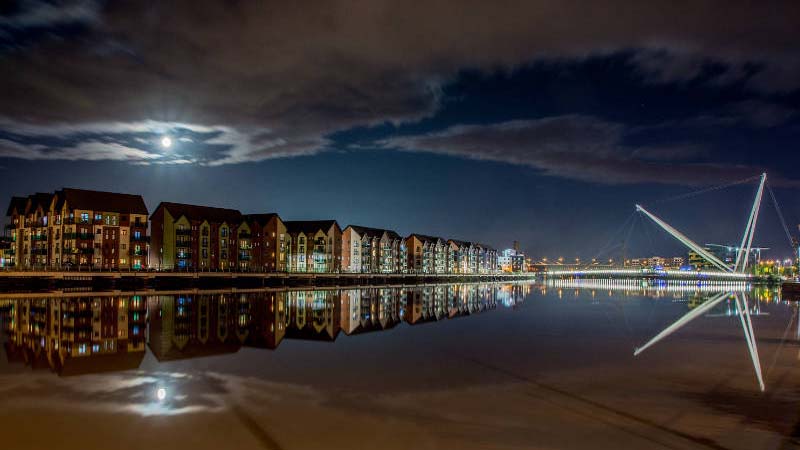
[
  {"left": 131, "top": 234, "right": 149, "bottom": 242},
  {"left": 31, "top": 234, "right": 48, "bottom": 241},
  {"left": 79, "top": 248, "right": 94, "bottom": 255},
  {"left": 133, "top": 249, "right": 148, "bottom": 256},
  {"left": 31, "top": 248, "right": 48, "bottom": 255},
  {"left": 175, "top": 229, "right": 192, "bottom": 236}
]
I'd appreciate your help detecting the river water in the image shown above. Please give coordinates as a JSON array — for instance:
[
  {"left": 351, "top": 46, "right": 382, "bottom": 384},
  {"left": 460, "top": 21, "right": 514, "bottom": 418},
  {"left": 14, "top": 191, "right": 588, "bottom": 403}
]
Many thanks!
[{"left": 0, "top": 280, "right": 798, "bottom": 449}]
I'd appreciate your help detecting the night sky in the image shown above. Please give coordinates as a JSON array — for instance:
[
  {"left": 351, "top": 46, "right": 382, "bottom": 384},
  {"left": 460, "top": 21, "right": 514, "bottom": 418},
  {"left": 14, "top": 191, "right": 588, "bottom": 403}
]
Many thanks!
[{"left": 1, "top": 1, "right": 799, "bottom": 260}]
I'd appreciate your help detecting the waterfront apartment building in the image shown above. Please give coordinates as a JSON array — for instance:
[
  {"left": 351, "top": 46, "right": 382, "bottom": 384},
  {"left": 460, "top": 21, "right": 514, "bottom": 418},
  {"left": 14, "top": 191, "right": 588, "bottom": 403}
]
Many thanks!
[
  {"left": 244, "top": 214, "right": 290, "bottom": 272},
  {"left": 448, "top": 240, "right": 499, "bottom": 274},
  {"left": 498, "top": 248, "right": 525, "bottom": 273},
  {"left": 284, "top": 220, "right": 342, "bottom": 273},
  {"left": 406, "top": 234, "right": 448, "bottom": 274},
  {"left": 150, "top": 202, "right": 244, "bottom": 270},
  {"left": 341, "top": 225, "right": 406, "bottom": 273},
  {"left": 5, "top": 189, "right": 149, "bottom": 269}
]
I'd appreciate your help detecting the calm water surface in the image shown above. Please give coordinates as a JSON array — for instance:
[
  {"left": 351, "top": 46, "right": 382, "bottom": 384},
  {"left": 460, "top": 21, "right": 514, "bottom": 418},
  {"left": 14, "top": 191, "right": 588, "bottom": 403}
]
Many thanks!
[{"left": 1, "top": 280, "right": 798, "bottom": 450}]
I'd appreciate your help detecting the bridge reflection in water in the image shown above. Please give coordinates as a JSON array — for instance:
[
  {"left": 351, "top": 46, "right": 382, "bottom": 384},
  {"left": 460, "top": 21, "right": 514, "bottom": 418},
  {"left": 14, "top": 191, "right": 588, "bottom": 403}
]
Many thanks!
[{"left": 0, "top": 282, "right": 531, "bottom": 376}]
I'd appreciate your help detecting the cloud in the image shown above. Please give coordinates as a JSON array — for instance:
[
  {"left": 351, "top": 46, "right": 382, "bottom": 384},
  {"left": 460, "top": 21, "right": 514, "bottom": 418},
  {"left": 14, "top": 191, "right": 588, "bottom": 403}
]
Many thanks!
[
  {"left": 0, "top": 1, "right": 798, "bottom": 170},
  {"left": 0, "top": 119, "right": 331, "bottom": 165},
  {"left": 381, "top": 115, "right": 768, "bottom": 186},
  {"left": 0, "top": 0, "right": 101, "bottom": 29}
]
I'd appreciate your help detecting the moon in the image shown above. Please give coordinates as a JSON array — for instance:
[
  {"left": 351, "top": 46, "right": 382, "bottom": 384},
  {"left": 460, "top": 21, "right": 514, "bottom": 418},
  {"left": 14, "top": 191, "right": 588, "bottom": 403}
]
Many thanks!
[
  {"left": 161, "top": 136, "right": 172, "bottom": 148},
  {"left": 156, "top": 387, "right": 167, "bottom": 401}
]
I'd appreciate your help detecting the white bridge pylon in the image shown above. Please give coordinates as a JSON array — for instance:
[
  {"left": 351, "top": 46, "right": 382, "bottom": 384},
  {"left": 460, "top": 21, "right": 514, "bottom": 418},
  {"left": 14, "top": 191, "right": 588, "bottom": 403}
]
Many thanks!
[
  {"left": 635, "top": 173, "right": 767, "bottom": 274},
  {"left": 633, "top": 173, "right": 768, "bottom": 391}
]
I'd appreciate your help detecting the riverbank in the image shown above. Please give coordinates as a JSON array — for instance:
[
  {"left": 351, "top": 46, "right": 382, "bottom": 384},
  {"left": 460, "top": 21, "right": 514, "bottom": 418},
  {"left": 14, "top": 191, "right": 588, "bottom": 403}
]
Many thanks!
[{"left": 0, "top": 270, "right": 536, "bottom": 291}]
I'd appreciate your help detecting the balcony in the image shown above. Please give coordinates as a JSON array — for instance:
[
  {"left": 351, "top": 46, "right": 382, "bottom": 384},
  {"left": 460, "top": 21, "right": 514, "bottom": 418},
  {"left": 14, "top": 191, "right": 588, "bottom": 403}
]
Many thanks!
[
  {"left": 131, "top": 234, "right": 149, "bottom": 242},
  {"left": 238, "top": 232, "right": 252, "bottom": 239},
  {"left": 175, "top": 229, "right": 192, "bottom": 236},
  {"left": 62, "top": 233, "right": 77, "bottom": 240},
  {"left": 239, "top": 254, "right": 252, "bottom": 261},
  {"left": 133, "top": 249, "right": 148, "bottom": 256},
  {"left": 79, "top": 248, "right": 94, "bottom": 255},
  {"left": 31, "top": 248, "right": 48, "bottom": 256}
]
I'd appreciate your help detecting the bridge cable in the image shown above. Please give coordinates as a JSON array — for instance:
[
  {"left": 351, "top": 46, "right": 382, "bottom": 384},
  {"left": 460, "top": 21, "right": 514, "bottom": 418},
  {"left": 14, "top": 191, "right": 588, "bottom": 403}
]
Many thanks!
[
  {"left": 767, "top": 182, "right": 795, "bottom": 250},
  {"left": 649, "top": 174, "right": 761, "bottom": 206},
  {"left": 622, "top": 212, "right": 639, "bottom": 263},
  {"left": 590, "top": 212, "right": 636, "bottom": 264}
]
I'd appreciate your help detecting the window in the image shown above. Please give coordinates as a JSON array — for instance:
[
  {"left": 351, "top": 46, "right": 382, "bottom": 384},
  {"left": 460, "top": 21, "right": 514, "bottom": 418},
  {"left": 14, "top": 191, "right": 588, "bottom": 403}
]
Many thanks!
[
  {"left": 134, "top": 230, "right": 141, "bottom": 239},
  {"left": 80, "top": 213, "right": 89, "bottom": 223},
  {"left": 221, "top": 228, "right": 228, "bottom": 237},
  {"left": 95, "top": 214, "right": 102, "bottom": 221}
]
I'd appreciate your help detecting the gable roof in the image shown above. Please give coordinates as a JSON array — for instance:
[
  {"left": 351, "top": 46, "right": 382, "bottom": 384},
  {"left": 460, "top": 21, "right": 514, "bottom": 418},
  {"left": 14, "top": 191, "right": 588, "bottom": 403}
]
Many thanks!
[
  {"left": 27, "top": 192, "right": 54, "bottom": 213},
  {"left": 407, "top": 233, "right": 446, "bottom": 244},
  {"left": 243, "top": 213, "right": 281, "bottom": 226},
  {"left": 347, "top": 225, "right": 402, "bottom": 241},
  {"left": 60, "top": 188, "right": 148, "bottom": 215},
  {"left": 284, "top": 220, "right": 339, "bottom": 235},
  {"left": 5, "top": 196, "right": 28, "bottom": 216},
  {"left": 153, "top": 201, "right": 241, "bottom": 223}
]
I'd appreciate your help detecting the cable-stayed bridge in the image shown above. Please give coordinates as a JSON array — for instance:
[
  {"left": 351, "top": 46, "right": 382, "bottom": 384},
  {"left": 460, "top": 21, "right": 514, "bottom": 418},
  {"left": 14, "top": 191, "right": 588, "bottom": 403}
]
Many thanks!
[{"left": 545, "top": 173, "right": 789, "bottom": 283}]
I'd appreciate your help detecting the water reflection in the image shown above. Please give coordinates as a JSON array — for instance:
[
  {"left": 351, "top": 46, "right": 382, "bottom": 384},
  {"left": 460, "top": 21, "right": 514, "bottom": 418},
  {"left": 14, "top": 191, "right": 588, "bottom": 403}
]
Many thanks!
[
  {"left": 0, "top": 296, "right": 147, "bottom": 375},
  {"left": 0, "top": 283, "right": 531, "bottom": 376},
  {"left": 635, "top": 290, "right": 766, "bottom": 391},
  {"left": 546, "top": 278, "right": 795, "bottom": 392}
]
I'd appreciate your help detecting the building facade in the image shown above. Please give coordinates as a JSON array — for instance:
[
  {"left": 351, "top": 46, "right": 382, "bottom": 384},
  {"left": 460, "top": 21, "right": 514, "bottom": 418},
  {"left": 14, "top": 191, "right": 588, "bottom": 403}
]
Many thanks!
[
  {"left": 284, "top": 220, "right": 342, "bottom": 273},
  {"left": 150, "top": 202, "right": 244, "bottom": 270},
  {"left": 5, "top": 189, "right": 149, "bottom": 270},
  {"left": 342, "top": 225, "right": 406, "bottom": 273},
  {"left": 245, "top": 213, "right": 290, "bottom": 272},
  {"left": 406, "top": 234, "right": 448, "bottom": 274}
]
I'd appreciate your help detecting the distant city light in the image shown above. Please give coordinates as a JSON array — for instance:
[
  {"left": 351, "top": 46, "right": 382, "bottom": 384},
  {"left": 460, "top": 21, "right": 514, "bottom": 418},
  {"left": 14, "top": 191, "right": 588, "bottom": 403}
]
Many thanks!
[
  {"left": 161, "top": 136, "right": 172, "bottom": 148},
  {"left": 156, "top": 387, "right": 167, "bottom": 401}
]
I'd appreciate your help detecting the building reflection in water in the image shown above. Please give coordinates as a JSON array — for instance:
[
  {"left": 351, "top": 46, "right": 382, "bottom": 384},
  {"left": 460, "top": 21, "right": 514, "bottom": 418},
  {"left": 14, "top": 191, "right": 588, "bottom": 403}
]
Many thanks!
[
  {"left": 0, "top": 295, "right": 147, "bottom": 375},
  {"left": 0, "top": 283, "right": 531, "bottom": 376}
]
